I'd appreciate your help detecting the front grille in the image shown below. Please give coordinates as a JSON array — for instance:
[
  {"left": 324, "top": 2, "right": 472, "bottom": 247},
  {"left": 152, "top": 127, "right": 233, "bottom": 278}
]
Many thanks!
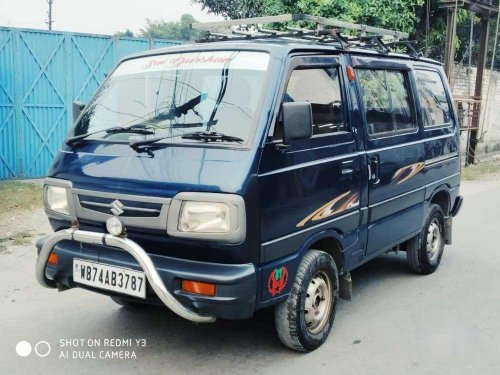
[
  {"left": 72, "top": 188, "right": 171, "bottom": 231},
  {"left": 78, "top": 194, "right": 162, "bottom": 218}
]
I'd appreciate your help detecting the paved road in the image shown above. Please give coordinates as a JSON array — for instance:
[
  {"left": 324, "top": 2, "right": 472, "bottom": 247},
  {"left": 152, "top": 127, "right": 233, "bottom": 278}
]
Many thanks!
[{"left": 1, "top": 179, "right": 499, "bottom": 375}]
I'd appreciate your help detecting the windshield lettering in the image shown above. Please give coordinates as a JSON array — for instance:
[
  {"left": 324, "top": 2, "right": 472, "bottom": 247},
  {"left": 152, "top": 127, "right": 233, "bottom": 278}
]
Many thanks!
[{"left": 73, "top": 51, "right": 270, "bottom": 146}]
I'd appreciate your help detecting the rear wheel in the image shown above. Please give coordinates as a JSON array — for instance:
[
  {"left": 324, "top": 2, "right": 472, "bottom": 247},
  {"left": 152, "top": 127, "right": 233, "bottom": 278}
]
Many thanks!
[
  {"left": 274, "top": 250, "right": 338, "bottom": 352},
  {"left": 406, "top": 204, "right": 445, "bottom": 274}
]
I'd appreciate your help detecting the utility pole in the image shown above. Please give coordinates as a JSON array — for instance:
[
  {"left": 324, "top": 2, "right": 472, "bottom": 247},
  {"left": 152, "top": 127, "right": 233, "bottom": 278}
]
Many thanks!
[{"left": 46, "top": 0, "right": 54, "bottom": 30}]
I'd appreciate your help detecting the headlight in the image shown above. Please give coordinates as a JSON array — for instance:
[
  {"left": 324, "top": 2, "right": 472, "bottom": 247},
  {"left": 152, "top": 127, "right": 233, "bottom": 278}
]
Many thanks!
[
  {"left": 45, "top": 185, "right": 70, "bottom": 215},
  {"left": 167, "top": 192, "right": 246, "bottom": 243},
  {"left": 179, "top": 201, "right": 230, "bottom": 233}
]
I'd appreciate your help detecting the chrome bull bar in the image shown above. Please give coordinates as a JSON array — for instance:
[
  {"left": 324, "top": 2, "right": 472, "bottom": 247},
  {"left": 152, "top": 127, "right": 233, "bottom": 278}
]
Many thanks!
[{"left": 35, "top": 228, "right": 216, "bottom": 323}]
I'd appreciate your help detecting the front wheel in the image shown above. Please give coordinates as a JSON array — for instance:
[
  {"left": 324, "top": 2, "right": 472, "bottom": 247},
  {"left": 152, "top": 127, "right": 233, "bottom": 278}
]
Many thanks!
[
  {"left": 274, "top": 250, "right": 339, "bottom": 352},
  {"left": 406, "top": 204, "right": 445, "bottom": 274}
]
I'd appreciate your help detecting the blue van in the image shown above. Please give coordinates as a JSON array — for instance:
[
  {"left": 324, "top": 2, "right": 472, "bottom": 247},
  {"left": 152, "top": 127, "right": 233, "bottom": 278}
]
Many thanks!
[{"left": 35, "top": 15, "right": 463, "bottom": 352}]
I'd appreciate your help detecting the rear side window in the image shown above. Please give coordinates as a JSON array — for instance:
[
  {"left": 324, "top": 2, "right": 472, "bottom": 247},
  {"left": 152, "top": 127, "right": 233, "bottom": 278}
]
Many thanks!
[
  {"left": 415, "top": 70, "right": 452, "bottom": 127},
  {"left": 281, "top": 67, "right": 346, "bottom": 136},
  {"left": 357, "top": 69, "right": 415, "bottom": 137}
]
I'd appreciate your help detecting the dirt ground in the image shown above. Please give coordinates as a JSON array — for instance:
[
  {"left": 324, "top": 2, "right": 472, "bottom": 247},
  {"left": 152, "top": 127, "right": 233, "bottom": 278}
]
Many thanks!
[
  {"left": 0, "top": 207, "right": 49, "bottom": 255},
  {"left": 0, "top": 180, "right": 47, "bottom": 260}
]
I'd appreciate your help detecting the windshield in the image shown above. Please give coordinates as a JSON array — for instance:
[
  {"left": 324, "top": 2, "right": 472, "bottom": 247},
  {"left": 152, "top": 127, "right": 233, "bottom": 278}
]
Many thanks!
[{"left": 73, "top": 50, "right": 270, "bottom": 145}]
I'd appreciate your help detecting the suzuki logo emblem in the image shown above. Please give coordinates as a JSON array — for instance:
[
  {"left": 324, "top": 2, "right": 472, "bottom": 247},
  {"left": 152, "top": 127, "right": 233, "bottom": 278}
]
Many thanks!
[{"left": 110, "top": 200, "right": 125, "bottom": 216}]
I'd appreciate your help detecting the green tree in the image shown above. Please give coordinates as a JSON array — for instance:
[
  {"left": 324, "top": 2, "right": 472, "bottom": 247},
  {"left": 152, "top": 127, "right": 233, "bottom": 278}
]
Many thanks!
[
  {"left": 413, "top": 1, "right": 477, "bottom": 63},
  {"left": 194, "top": 0, "right": 423, "bottom": 33},
  {"left": 414, "top": 1, "right": 500, "bottom": 68},
  {"left": 114, "top": 29, "right": 135, "bottom": 38},
  {"left": 194, "top": 0, "right": 267, "bottom": 19},
  {"left": 194, "top": 0, "right": 500, "bottom": 67},
  {"left": 140, "top": 14, "right": 199, "bottom": 41}
]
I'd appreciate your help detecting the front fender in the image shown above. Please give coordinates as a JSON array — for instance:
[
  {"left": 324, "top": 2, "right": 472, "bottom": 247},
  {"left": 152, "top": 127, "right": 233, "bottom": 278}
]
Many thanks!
[{"left": 257, "top": 229, "right": 352, "bottom": 308}]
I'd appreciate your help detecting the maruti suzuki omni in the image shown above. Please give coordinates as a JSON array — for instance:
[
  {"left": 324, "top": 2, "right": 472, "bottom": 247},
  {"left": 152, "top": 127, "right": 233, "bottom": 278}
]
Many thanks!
[{"left": 36, "top": 15, "right": 463, "bottom": 352}]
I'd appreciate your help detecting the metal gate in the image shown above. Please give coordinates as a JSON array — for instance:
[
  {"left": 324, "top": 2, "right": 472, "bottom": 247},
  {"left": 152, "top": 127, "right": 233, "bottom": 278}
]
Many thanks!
[{"left": 0, "top": 27, "right": 181, "bottom": 179}]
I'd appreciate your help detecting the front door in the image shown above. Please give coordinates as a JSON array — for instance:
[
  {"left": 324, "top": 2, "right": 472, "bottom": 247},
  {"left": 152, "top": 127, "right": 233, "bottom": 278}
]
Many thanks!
[
  {"left": 259, "top": 55, "right": 363, "bottom": 264},
  {"left": 353, "top": 57, "right": 426, "bottom": 255}
]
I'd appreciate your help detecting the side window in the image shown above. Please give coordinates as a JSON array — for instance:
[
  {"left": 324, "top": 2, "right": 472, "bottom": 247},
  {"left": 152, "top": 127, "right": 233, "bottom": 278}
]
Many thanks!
[
  {"left": 274, "top": 67, "right": 345, "bottom": 139},
  {"left": 415, "top": 70, "right": 452, "bottom": 127},
  {"left": 357, "top": 69, "right": 415, "bottom": 137}
]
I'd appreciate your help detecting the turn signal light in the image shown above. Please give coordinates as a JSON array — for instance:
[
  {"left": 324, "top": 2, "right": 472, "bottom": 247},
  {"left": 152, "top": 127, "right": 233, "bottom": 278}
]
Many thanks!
[
  {"left": 181, "top": 280, "right": 216, "bottom": 296},
  {"left": 48, "top": 253, "right": 58, "bottom": 265},
  {"left": 347, "top": 66, "right": 356, "bottom": 81}
]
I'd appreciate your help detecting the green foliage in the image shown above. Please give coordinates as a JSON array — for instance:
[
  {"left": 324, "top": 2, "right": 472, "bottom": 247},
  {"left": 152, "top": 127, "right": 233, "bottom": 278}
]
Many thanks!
[
  {"left": 194, "top": 0, "right": 500, "bottom": 67},
  {"left": 414, "top": 2, "right": 476, "bottom": 62},
  {"left": 194, "top": 0, "right": 266, "bottom": 18},
  {"left": 140, "top": 14, "right": 199, "bottom": 41},
  {"left": 194, "top": 0, "right": 424, "bottom": 33},
  {"left": 114, "top": 29, "right": 135, "bottom": 38},
  {"left": 298, "top": 0, "right": 423, "bottom": 33},
  {"left": 194, "top": 0, "right": 435, "bottom": 54},
  {"left": 407, "top": 0, "right": 500, "bottom": 68}
]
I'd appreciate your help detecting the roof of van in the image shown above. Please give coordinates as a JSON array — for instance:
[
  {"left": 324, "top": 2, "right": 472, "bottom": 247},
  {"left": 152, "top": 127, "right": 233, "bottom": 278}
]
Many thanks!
[{"left": 123, "top": 39, "right": 442, "bottom": 67}]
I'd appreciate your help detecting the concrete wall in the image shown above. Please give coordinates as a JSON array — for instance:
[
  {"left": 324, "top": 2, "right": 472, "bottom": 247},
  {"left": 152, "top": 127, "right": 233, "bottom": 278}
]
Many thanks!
[{"left": 451, "top": 65, "right": 500, "bottom": 155}]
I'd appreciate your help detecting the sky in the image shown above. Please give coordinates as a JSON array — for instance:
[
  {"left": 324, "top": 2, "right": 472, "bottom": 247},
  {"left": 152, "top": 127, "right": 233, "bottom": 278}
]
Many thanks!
[{"left": 0, "top": 0, "right": 222, "bottom": 35}]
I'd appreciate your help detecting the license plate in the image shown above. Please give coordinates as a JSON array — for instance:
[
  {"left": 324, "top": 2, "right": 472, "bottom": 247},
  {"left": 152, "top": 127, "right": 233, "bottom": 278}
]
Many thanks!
[{"left": 73, "top": 259, "right": 146, "bottom": 299}]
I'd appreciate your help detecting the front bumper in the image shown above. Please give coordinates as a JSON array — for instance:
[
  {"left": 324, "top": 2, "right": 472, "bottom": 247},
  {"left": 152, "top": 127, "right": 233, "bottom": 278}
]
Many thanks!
[{"left": 36, "top": 229, "right": 257, "bottom": 322}]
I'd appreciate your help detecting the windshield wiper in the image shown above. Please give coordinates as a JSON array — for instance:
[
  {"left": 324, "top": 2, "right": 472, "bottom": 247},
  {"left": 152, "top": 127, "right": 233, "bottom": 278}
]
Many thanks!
[
  {"left": 65, "top": 125, "right": 154, "bottom": 146},
  {"left": 181, "top": 131, "right": 244, "bottom": 143},
  {"left": 129, "top": 130, "right": 243, "bottom": 152}
]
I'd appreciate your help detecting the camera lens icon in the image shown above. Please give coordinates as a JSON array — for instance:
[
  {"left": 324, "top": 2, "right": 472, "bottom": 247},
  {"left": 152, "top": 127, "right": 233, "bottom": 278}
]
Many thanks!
[
  {"left": 35, "top": 341, "right": 51, "bottom": 357},
  {"left": 16, "top": 341, "right": 32, "bottom": 357},
  {"left": 16, "top": 341, "right": 51, "bottom": 357}
]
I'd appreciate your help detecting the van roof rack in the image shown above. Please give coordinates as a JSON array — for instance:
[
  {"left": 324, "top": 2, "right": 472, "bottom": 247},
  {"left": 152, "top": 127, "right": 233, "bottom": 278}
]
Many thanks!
[{"left": 191, "top": 14, "right": 420, "bottom": 57}]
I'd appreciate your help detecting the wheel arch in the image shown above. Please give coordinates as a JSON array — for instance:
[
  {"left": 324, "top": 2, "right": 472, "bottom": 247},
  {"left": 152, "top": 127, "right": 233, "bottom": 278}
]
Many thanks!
[
  {"left": 428, "top": 185, "right": 452, "bottom": 216},
  {"left": 299, "top": 230, "right": 345, "bottom": 274}
]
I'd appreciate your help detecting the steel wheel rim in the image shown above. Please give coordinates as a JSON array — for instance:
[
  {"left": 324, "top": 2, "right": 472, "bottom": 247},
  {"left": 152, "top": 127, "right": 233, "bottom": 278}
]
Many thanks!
[
  {"left": 304, "top": 271, "right": 333, "bottom": 334},
  {"left": 426, "top": 218, "right": 442, "bottom": 263}
]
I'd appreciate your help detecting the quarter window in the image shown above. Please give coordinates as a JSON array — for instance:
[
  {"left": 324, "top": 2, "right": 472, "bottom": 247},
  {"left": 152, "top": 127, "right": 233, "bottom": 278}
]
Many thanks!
[
  {"left": 358, "top": 69, "right": 415, "bottom": 136},
  {"left": 277, "top": 67, "right": 345, "bottom": 138},
  {"left": 415, "top": 70, "right": 452, "bottom": 127}
]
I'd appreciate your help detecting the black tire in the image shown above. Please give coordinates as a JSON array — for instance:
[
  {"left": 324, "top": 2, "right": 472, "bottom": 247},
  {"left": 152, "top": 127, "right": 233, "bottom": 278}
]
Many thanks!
[
  {"left": 406, "top": 204, "right": 445, "bottom": 274},
  {"left": 274, "top": 250, "right": 339, "bottom": 352},
  {"left": 110, "top": 296, "right": 145, "bottom": 309}
]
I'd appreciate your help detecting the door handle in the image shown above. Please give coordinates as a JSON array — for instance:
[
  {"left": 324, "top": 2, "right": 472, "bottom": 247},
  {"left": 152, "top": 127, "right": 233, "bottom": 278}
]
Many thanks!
[
  {"left": 368, "top": 155, "right": 380, "bottom": 184},
  {"left": 341, "top": 160, "right": 354, "bottom": 175}
]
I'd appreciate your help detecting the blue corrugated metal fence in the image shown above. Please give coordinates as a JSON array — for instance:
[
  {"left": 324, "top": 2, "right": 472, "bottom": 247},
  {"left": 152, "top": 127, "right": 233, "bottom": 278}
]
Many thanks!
[{"left": 0, "top": 27, "right": 182, "bottom": 179}]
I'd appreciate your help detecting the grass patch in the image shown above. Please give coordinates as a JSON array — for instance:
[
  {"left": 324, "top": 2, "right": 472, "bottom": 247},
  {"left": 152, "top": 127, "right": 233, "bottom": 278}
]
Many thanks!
[
  {"left": 0, "top": 231, "right": 32, "bottom": 251},
  {"left": 462, "top": 159, "right": 500, "bottom": 181},
  {"left": 11, "top": 231, "right": 32, "bottom": 245},
  {"left": 0, "top": 237, "right": 6, "bottom": 253},
  {"left": 0, "top": 181, "right": 42, "bottom": 212}
]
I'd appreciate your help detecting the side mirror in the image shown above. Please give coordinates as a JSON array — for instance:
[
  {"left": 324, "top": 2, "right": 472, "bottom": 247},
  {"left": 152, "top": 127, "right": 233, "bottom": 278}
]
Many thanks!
[
  {"left": 72, "top": 101, "right": 86, "bottom": 123},
  {"left": 279, "top": 102, "right": 313, "bottom": 150}
]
